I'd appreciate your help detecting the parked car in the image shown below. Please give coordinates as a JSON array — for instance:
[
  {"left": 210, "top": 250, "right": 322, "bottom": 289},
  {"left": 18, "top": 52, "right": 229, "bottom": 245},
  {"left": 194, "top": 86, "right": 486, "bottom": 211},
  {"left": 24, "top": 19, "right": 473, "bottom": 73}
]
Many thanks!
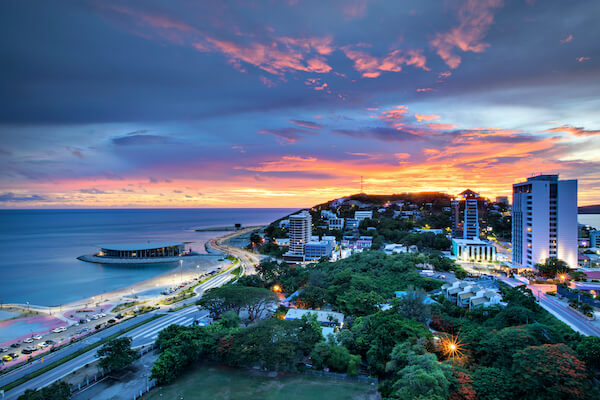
[
  {"left": 22, "top": 346, "right": 37, "bottom": 354},
  {"left": 0, "top": 347, "right": 8, "bottom": 353},
  {"left": 32, "top": 335, "right": 43, "bottom": 340},
  {"left": 23, "top": 338, "right": 34, "bottom": 344},
  {"left": 37, "top": 342, "right": 48, "bottom": 349},
  {"left": 8, "top": 353, "right": 18, "bottom": 359},
  {"left": 2, "top": 355, "right": 13, "bottom": 362},
  {"left": 44, "top": 340, "right": 55, "bottom": 345},
  {"left": 10, "top": 343, "right": 20, "bottom": 348}
]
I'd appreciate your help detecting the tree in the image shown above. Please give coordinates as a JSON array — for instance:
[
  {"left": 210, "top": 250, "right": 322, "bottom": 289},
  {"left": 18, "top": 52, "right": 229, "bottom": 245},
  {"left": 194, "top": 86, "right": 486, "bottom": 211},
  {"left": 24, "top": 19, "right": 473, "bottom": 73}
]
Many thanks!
[
  {"left": 219, "top": 311, "right": 241, "bottom": 328},
  {"left": 17, "top": 382, "right": 71, "bottom": 400},
  {"left": 512, "top": 344, "right": 588, "bottom": 399},
  {"left": 387, "top": 350, "right": 452, "bottom": 400},
  {"left": 576, "top": 336, "right": 600, "bottom": 369},
  {"left": 477, "top": 324, "right": 546, "bottom": 368},
  {"left": 196, "top": 285, "right": 278, "bottom": 324},
  {"left": 97, "top": 337, "right": 138, "bottom": 373},
  {"left": 535, "top": 257, "right": 571, "bottom": 278},
  {"left": 396, "top": 286, "right": 432, "bottom": 322},
  {"left": 309, "top": 341, "right": 357, "bottom": 373},
  {"left": 471, "top": 366, "right": 515, "bottom": 400}
]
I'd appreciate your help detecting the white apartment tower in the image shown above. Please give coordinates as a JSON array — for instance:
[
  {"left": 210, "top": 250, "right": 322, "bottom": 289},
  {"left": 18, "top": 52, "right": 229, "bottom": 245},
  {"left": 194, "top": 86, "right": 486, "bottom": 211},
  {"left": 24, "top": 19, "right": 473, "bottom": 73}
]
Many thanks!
[
  {"left": 512, "top": 175, "right": 578, "bottom": 269},
  {"left": 288, "top": 211, "right": 312, "bottom": 257}
]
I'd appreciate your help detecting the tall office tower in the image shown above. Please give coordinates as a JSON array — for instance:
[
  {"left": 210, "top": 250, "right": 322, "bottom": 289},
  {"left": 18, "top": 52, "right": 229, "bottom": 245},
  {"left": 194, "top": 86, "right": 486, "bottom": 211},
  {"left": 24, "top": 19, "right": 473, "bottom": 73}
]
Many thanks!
[
  {"left": 451, "top": 189, "right": 487, "bottom": 239},
  {"left": 288, "top": 210, "right": 312, "bottom": 257},
  {"left": 512, "top": 175, "right": 578, "bottom": 269}
]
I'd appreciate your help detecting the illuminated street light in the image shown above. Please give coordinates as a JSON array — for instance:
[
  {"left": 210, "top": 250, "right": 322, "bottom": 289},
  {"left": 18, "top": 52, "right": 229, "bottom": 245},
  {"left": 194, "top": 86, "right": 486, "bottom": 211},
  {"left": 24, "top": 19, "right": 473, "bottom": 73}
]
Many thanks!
[
  {"left": 441, "top": 335, "right": 465, "bottom": 359},
  {"left": 272, "top": 285, "right": 282, "bottom": 293}
]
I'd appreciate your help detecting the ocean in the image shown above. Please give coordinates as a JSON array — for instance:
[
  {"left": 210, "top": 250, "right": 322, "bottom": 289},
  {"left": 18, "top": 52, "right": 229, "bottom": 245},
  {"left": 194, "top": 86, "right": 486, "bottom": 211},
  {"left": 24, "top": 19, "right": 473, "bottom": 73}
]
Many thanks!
[{"left": 0, "top": 209, "right": 294, "bottom": 306}]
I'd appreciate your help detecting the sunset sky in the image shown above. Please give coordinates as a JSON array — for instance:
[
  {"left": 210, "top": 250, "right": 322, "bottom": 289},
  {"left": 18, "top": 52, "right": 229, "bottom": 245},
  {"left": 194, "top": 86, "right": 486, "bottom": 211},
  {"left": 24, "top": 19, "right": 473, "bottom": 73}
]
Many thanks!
[{"left": 1, "top": 0, "right": 599, "bottom": 208}]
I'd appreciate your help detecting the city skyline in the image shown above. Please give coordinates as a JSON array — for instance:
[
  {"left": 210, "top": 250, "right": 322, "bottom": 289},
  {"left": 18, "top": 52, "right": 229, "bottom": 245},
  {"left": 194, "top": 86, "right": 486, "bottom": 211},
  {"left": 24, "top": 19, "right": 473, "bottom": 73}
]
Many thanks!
[{"left": 1, "top": 0, "right": 599, "bottom": 208}]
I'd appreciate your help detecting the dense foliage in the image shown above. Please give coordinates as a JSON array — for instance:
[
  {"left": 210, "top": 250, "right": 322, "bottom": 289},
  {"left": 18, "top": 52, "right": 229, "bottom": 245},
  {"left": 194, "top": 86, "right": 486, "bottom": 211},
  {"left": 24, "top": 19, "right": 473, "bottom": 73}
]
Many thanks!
[
  {"left": 97, "top": 337, "right": 138, "bottom": 373},
  {"left": 196, "top": 285, "right": 278, "bottom": 325},
  {"left": 17, "top": 382, "right": 71, "bottom": 400}
]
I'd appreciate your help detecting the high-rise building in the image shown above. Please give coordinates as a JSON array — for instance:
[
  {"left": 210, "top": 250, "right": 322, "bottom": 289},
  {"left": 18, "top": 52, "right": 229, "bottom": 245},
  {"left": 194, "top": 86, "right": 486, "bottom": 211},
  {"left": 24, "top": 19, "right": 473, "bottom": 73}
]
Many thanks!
[
  {"left": 451, "top": 189, "right": 487, "bottom": 239},
  {"left": 512, "top": 175, "right": 578, "bottom": 269},
  {"left": 285, "top": 210, "right": 312, "bottom": 261}
]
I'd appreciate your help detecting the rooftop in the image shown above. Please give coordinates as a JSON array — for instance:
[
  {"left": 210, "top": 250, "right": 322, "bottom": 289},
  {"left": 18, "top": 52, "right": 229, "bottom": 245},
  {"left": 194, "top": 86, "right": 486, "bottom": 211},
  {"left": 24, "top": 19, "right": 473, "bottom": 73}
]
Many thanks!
[
  {"left": 98, "top": 242, "right": 187, "bottom": 251},
  {"left": 284, "top": 308, "right": 344, "bottom": 324}
]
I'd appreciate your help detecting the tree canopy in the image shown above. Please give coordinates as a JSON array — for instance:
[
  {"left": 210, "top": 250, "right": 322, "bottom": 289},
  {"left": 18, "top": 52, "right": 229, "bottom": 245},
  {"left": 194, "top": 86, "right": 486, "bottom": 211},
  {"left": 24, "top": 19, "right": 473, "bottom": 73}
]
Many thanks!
[{"left": 97, "top": 337, "right": 138, "bottom": 373}]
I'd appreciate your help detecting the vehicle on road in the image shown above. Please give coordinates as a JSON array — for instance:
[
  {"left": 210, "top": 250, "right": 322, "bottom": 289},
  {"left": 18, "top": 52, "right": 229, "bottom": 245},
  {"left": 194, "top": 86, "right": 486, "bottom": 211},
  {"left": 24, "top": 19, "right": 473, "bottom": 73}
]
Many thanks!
[
  {"left": 37, "top": 342, "right": 48, "bottom": 349},
  {"left": 10, "top": 343, "right": 21, "bottom": 348},
  {"left": 44, "top": 340, "right": 55, "bottom": 345},
  {"left": 2, "top": 355, "right": 13, "bottom": 362},
  {"left": 0, "top": 347, "right": 8, "bottom": 353},
  {"left": 52, "top": 326, "right": 67, "bottom": 333},
  {"left": 32, "top": 335, "right": 43, "bottom": 340},
  {"left": 8, "top": 353, "right": 18, "bottom": 359},
  {"left": 22, "top": 346, "right": 37, "bottom": 354},
  {"left": 23, "top": 338, "right": 34, "bottom": 343}
]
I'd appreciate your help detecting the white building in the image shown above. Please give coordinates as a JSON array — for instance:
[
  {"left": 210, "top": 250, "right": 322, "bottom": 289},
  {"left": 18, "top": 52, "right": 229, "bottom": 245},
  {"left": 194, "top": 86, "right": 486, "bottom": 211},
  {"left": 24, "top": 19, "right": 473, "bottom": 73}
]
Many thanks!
[
  {"left": 512, "top": 175, "right": 578, "bottom": 269},
  {"left": 321, "top": 236, "right": 337, "bottom": 247},
  {"left": 590, "top": 230, "right": 600, "bottom": 248},
  {"left": 384, "top": 244, "right": 408, "bottom": 254},
  {"left": 305, "top": 240, "right": 333, "bottom": 261},
  {"left": 328, "top": 217, "right": 345, "bottom": 230},
  {"left": 354, "top": 210, "right": 373, "bottom": 221},
  {"left": 452, "top": 238, "right": 497, "bottom": 262},
  {"left": 345, "top": 218, "right": 359, "bottom": 229},
  {"left": 321, "top": 210, "right": 336, "bottom": 220},
  {"left": 285, "top": 211, "right": 312, "bottom": 261}
]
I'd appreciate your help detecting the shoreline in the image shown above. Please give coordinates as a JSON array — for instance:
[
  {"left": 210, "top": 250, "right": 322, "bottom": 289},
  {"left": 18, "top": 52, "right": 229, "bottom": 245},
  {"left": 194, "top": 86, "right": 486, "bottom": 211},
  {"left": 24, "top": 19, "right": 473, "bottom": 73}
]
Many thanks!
[{"left": 2, "top": 227, "right": 260, "bottom": 319}]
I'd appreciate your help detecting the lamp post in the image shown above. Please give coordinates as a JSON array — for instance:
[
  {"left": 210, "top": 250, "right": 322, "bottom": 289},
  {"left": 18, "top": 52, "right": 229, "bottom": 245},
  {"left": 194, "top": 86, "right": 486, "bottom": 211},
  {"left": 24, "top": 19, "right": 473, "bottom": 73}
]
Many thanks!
[{"left": 179, "top": 260, "right": 183, "bottom": 285}]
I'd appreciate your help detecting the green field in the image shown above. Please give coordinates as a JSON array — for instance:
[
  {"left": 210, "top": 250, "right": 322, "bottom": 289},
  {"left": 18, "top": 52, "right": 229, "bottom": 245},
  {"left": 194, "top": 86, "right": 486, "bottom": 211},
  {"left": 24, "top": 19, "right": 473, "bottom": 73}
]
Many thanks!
[{"left": 146, "top": 364, "right": 379, "bottom": 400}]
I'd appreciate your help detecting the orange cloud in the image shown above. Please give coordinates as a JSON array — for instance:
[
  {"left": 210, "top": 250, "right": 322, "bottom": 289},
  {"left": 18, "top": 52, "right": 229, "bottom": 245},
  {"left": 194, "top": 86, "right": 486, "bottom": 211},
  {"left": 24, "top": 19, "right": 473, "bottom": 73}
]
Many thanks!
[
  {"left": 544, "top": 125, "right": 600, "bottom": 136},
  {"left": 431, "top": 0, "right": 503, "bottom": 68},
  {"left": 342, "top": 47, "right": 429, "bottom": 78},
  {"left": 416, "top": 88, "right": 433, "bottom": 92},
  {"left": 415, "top": 114, "right": 440, "bottom": 122},
  {"left": 378, "top": 105, "right": 409, "bottom": 128}
]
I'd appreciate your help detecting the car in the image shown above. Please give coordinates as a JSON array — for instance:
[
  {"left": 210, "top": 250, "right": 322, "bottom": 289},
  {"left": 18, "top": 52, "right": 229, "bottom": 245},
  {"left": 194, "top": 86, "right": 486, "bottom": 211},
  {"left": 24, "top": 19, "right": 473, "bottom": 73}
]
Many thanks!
[
  {"left": 8, "top": 353, "right": 18, "bottom": 359},
  {"left": 22, "top": 346, "right": 37, "bottom": 354},
  {"left": 32, "top": 335, "right": 42, "bottom": 340},
  {"left": 0, "top": 347, "right": 8, "bottom": 353},
  {"left": 100, "top": 313, "right": 106, "bottom": 318},
  {"left": 2, "top": 355, "right": 13, "bottom": 362},
  {"left": 44, "top": 340, "right": 55, "bottom": 345},
  {"left": 10, "top": 343, "right": 20, "bottom": 348},
  {"left": 37, "top": 342, "right": 48, "bottom": 349},
  {"left": 52, "top": 327, "right": 61, "bottom": 333},
  {"left": 23, "top": 338, "right": 34, "bottom": 344}
]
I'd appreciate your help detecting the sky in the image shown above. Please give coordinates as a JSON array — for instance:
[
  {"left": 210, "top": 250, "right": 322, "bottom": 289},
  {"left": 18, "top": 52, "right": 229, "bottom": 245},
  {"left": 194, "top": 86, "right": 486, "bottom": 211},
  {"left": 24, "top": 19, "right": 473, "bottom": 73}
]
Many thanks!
[{"left": 0, "top": 0, "right": 599, "bottom": 208}]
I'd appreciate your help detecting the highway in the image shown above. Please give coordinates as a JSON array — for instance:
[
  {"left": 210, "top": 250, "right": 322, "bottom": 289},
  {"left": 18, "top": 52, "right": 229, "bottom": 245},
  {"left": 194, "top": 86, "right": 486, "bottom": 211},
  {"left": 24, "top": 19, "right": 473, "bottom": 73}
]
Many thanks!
[
  {"left": 500, "top": 277, "right": 600, "bottom": 337},
  {"left": 2, "top": 268, "right": 235, "bottom": 399}
]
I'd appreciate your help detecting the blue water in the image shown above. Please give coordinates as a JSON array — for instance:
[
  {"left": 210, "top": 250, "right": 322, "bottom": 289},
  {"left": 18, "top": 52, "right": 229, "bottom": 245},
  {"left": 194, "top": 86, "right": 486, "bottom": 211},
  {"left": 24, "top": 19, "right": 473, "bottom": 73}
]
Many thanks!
[{"left": 0, "top": 209, "right": 293, "bottom": 306}]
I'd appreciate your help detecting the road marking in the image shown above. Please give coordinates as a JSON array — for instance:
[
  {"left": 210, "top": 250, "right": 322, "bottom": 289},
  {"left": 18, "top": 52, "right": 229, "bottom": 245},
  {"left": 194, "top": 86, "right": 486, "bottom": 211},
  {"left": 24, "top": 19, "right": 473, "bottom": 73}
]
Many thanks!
[
  {"left": 148, "top": 317, "right": 195, "bottom": 340},
  {"left": 139, "top": 315, "right": 193, "bottom": 339},
  {"left": 130, "top": 312, "right": 195, "bottom": 340}
]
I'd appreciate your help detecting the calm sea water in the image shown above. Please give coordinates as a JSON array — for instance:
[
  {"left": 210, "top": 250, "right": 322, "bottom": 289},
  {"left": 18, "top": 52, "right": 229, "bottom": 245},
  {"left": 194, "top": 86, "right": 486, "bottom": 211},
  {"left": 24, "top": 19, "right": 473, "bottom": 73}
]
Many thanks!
[
  {"left": 0, "top": 209, "right": 293, "bottom": 306},
  {"left": 579, "top": 214, "right": 600, "bottom": 230}
]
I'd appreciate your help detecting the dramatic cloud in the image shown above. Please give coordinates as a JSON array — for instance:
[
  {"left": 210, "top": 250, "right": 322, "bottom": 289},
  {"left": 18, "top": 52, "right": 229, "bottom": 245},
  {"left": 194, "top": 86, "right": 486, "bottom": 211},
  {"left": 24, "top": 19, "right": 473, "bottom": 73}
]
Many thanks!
[
  {"left": 342, "top": 47, "right": 429, "bottom": 78},
  {"left": 431, "top": 0, "right": 504, "bottom": 68},
  {"left": 545, "top": 125, "right": 600, "bottom": 137}
]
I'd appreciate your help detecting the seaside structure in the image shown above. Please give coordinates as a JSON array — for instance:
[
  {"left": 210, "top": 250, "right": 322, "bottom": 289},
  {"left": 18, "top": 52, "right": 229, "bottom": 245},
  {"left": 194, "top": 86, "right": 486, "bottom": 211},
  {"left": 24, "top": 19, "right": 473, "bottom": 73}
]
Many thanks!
[
  {"left": 451, "top": 189, "right": 487, "bottom": 239},
  {"left": 284, "top": 210, "right": 312, "bottom": 262},
  {"left": 512, "top": 174, "right": 578, "bottom": 269},
  {"left": 79, "top": 242, "right": 195, "bottom": 264}
]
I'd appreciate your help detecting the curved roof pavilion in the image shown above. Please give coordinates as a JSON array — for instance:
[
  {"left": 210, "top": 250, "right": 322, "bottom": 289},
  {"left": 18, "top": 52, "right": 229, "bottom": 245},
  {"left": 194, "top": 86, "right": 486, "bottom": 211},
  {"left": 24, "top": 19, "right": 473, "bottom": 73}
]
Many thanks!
[
  {"left": 98, "top": 242, "right": 187, "bottom": 251},
  {"left": 96, "top": 242, "right": 190, "bottom": 259}
]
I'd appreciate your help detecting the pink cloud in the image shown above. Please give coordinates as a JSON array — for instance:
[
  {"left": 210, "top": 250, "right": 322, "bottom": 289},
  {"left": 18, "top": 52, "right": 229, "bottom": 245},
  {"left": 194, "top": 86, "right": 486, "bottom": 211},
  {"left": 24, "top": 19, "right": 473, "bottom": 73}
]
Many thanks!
[
  {"left": 560, "top": 34, "right": 573, "bottom": 44},
  {"left": 415, "top": 114, "right": 440, "bottom": 122},
  {"left": 544, "top": 125, "right": 600, "bottom": 137},
  {"left": 416, "top": 88, "right": 433, "bottom": 92},
  {"left": 430, "top": 0, "right": 504, "bottom": 69},
  {"left": 378, "top": 105, "right": 409, "bottom": 128},
  {"left": 342, "top": 47, "right": 429, "bottom": 78}
]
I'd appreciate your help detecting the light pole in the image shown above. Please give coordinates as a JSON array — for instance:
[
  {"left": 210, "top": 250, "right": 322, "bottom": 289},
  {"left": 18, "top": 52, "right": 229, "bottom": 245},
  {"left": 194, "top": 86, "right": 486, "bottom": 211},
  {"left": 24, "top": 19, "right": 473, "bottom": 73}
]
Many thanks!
[{"left": 179, "top": 260, "right": 183, "bottom": 285}]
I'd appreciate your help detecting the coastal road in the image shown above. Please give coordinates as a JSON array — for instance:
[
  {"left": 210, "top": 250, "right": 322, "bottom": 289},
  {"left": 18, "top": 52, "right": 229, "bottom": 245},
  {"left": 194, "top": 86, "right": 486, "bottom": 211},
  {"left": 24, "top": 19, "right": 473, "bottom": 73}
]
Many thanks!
[
  {"left": 500, "top": 277, "right": 600, "bottom": 337},
  {"left": 2, "top": 270, "right": 235, "bottom": 399}
]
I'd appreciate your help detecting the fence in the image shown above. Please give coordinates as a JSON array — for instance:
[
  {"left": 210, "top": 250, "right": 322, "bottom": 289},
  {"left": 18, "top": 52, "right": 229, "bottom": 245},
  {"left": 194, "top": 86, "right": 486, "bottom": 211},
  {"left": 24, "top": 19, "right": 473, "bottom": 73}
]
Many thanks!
[{"left": 68, "top": 344, "right": 157, "bottom": 397}]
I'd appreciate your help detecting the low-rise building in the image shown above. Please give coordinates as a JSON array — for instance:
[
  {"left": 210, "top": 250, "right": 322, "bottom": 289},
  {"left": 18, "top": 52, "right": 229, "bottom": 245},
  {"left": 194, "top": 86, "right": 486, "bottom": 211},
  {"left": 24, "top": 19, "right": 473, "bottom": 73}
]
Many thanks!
[
  {"left": 384, "top": 243, "right": 408, "bottom": 254},
  {"left": 356, "top": 236, "right": 373, "bottom": 249},
  {"left": 304, "top": 240, "right": 333, "bottom": 261},
  {"left": 345, "top": 218, "right": 359, "bottom": 230},
  {"left": 328, "top": 217, "right": 345, "bottom": 230},
  {"left": 591, "top": 230, "right": 600, "bottom": 248},
  {"left": 452, "top": 238, "right": 497, "bottom": 262},
  {"left": 273, "top": 238, "right": 290, "bottom": 247},
  {"left": 443, "top": 280, "right": 503, "bottom": 309},
  {"left": 321, "top": 210, "right": 336, "bottom": 220},
  {"left": 284, "top": 308, "right": 344, "bottom": 328},
  {"left": 321, "top": 235, "right": 337, "bottom": 247},
  {"left": 470, "top": 290, "right": 502, "bottom": 309},
  {"left": 354, "top": 210, "right": 373, "bottom": 221}
]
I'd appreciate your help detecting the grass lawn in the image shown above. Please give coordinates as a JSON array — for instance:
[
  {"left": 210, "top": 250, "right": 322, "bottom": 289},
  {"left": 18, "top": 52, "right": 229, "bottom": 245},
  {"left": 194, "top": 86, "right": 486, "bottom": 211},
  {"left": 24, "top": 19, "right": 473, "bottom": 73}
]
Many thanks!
[{"left": 145, "top": 364, "right": 379, "bottom": 400}]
